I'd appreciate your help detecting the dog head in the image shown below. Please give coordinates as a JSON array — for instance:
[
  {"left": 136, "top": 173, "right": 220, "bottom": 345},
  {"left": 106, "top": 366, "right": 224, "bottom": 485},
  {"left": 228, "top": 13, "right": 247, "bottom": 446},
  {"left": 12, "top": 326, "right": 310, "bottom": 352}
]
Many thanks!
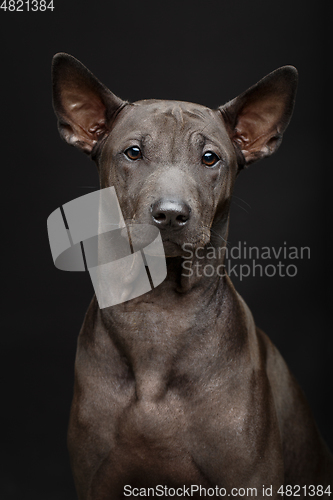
[{"left": 52, "top": 54, "right": 297, "bottom": 257}]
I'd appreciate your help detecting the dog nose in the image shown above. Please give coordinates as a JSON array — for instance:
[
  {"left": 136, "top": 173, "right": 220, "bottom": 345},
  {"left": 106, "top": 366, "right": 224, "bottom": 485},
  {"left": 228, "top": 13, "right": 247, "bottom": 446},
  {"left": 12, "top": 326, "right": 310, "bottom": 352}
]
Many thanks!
[{"left": 151, "top": 199, "right": 191, "bottom": 228}]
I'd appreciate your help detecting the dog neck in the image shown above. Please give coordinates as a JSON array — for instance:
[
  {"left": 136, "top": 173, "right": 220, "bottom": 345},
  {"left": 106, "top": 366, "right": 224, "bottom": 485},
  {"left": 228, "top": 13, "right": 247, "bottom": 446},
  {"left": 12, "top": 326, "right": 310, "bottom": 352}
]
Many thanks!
[
  {"left": 96, "top": 251, "right": 251, "bottom": 398},
  {"left": 98, "top": 225, "right": 250, "bottom": 343}
]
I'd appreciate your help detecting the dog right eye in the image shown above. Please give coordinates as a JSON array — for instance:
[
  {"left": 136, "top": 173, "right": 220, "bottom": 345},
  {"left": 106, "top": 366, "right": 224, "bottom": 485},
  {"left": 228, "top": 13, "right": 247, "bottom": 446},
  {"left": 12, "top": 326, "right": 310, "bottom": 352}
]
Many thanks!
[{"left": 125, "top": 146, "right": 142, "bottom": 160}]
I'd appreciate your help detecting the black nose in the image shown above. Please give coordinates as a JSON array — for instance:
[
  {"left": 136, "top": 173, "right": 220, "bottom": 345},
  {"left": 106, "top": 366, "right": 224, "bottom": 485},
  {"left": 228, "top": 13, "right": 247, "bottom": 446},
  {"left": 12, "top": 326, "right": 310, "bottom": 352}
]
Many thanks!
[{"left": 151, "top": 199, "right": 191, "bottom": 228}]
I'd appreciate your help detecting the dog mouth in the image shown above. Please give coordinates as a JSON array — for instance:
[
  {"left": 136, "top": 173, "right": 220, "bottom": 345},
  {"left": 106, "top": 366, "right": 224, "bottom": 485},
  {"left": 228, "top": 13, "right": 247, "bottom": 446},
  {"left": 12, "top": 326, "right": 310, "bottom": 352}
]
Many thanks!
[
  {"left": 162, "top": 239, "right": 184, "bottom": 257},
  {"left": 123, "top": 219, "right": 211, "bottom": 257},
  {"left": 162, "top": 231, "right": 211, "bottom": 257}
]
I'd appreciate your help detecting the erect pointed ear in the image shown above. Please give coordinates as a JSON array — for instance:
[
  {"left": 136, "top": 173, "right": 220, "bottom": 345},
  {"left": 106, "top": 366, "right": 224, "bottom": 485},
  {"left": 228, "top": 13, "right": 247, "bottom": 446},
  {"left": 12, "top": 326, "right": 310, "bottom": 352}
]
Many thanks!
[
  {"left": 52, "top": 53, "right": 127, "bottom": 155},
  {"left": 219, "top": 66, "right": 298, "bottom": 167}
]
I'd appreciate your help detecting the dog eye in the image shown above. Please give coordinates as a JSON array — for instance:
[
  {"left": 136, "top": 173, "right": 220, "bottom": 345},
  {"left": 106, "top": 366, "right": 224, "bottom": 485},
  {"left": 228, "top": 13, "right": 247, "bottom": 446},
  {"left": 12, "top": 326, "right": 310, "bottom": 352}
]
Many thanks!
[
  {"left": 202, "top": 151, "right": 219, "bottom": 167},
  {"left": 125, "top": 146, "right": 142, "bottom": 160}
]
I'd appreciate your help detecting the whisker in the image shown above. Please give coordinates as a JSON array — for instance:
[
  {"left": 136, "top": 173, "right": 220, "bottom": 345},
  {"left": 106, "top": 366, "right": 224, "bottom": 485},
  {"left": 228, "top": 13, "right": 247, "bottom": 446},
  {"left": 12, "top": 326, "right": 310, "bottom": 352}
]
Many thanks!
[
  {"left": 210, "top": 228, "right": 230, "bottom": 246},
  {"left": 232, "top": 194, "right": 251, "bottom": 207},
  {"left": 232, "top": 195, "right": 251, "bottom": 209},
  {"left": 231, "top": 201, "right": 250, "bottom": 214}
]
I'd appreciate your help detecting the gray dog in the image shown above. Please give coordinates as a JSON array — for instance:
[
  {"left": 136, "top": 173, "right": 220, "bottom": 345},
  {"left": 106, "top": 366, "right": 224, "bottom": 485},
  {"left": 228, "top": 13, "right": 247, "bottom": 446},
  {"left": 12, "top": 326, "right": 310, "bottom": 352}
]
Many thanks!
[{"left": 52, "top": 53, "right": 333, "bottom": 499}]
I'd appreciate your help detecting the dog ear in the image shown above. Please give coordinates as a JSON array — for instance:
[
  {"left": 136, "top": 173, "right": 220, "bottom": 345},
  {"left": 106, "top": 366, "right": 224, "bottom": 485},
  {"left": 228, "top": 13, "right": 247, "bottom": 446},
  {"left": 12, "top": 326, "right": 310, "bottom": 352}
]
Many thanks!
[
  {"left": 219, "top": 66, "right": 298, "bottom": 166},
  {"left": 52, "top": 53, "right": 126, "bottom": 155}
]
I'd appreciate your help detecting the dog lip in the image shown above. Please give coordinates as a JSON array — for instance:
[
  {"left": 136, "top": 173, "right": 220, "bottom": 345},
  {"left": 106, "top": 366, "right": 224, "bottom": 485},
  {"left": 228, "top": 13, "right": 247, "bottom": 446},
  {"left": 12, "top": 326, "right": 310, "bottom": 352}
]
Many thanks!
[
  {"left": 157, "top": 224, "right": 188, "bottom": 232},
  {"left": 162, "top": 239, "right": 185, "bottom": 258},
  {"left": 163, "top": 238, "right": 178, "bottom": 244},
  {"left": 162, "top": 238, "right": 182, "bottom": 248}
]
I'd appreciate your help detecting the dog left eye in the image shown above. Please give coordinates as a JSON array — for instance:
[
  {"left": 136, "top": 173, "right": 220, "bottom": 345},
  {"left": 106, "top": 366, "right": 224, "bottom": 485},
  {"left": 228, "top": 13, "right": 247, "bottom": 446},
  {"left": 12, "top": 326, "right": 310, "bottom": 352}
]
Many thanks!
[
  {"left": 125, "top": 146, "right": 142, "bottom": 160},
  {"left": 202, "top": 151, "right": 220, "bottom": 167}
]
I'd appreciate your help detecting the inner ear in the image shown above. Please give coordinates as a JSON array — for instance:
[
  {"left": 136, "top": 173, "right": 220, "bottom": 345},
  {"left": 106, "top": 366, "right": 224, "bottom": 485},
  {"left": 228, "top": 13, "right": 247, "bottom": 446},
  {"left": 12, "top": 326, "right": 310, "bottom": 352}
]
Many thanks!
[
  {"left": 233, "top": 95, "right": 286, "bottom": 163},
  {"left": 52, "top": 53, "right": 126, "bottom": 155},
  {"left": 220, "top": 66, "right": 298, "bottom": 166}
]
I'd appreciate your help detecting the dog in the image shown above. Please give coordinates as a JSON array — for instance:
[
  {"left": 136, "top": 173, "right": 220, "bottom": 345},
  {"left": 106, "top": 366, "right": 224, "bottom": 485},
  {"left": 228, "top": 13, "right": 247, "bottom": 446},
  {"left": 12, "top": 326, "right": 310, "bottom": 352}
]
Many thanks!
[{"left": 52, "top": 53, "right": 333, "bottom": 499}]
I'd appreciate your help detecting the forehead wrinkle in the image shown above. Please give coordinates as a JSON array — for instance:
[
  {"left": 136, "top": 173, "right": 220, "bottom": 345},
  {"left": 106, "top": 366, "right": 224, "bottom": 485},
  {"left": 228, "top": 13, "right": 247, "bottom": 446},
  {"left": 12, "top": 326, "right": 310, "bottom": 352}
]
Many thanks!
[
  {"left": 188, "top": 127, "right": 218, "bottom": 149},
  {"left": 182, "top": 108, "right": 211, "bottom": 121},
  {"left": 170, "top": 105, "right": 185, "bottom": 126},
  {"left": 112, "top": 103, "right": 227, "bottom": 162},
  {"left": 197, "top": 132, "right": 222, "bottom": 149},
  {"left": 159, "top": 104, "right": 211, "bottom": 131}
]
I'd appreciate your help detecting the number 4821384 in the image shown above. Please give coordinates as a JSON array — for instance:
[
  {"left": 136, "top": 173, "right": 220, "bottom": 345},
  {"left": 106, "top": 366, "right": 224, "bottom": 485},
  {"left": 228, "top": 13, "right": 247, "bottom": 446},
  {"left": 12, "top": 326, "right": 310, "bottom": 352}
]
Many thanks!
[{"left": 0, "top": 0, "right": 55, "bottom": 11}]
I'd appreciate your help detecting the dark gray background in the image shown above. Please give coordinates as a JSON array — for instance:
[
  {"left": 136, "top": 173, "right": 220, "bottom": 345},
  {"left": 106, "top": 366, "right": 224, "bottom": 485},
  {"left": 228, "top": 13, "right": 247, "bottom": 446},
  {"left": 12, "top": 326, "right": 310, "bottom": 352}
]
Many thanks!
[{"left": 1, "top": 1, "right": 330, "bottom": 498}]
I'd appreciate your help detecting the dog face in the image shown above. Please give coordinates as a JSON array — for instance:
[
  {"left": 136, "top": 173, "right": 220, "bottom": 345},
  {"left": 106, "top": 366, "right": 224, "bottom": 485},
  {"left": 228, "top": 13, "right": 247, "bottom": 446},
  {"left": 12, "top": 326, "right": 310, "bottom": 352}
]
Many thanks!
[
  {"left": 97, "top": 99, "right": 236, "bottom": 257},
  {"left": 52, "top": 54, "right": 297, "bottom": 257}
]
